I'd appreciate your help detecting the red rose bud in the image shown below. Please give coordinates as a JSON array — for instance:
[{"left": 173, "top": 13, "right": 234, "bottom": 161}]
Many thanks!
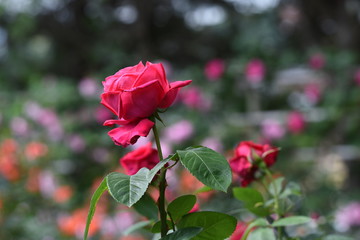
[
  {"left": 101, "top": 61, "right": 192, "bottom": 147},
  {"left": 120, "top": 143, "right": 159, "bottom": 175},
  {"left": 230, "top": 141, "right": 279, "bottom": 186}
]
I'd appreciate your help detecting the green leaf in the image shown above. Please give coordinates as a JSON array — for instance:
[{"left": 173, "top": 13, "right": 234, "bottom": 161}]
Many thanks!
[
  {"left": 323, "top": 235, "right": 353, "bottom": 240},
  {"left": 279, "top": 182, "right": 301, "bottom": 199},
  {"left": 123, "top": 220, "right": 152, "bottom": 235},
  {"left": 268, "top": 177, "right": 285, "bottom": 196},
  {"left": 133, "top": 193, "right": 158, "bottom": 220},
  {"left": 168, "top": 195, "right": 196, "bottom": 222},
  {"left": 107, "top": 158, "right": 170, "bottom": 207},
  {"left": 194, "top": 186, "right": 213, "bottom": 194},
  {"left": 177, "top": 146, "right": 231, "bottom": 192},
  {"left": 160, "top": 227, "right": 203, "bottom": 240},
  {"left": 178, "top": 211, "right": 237, "bottom": 240},
  {"left": 247, "top": 227, "right": 276, "bottom": 240},
  {"left": 272, "top": 216, "right": 312, "bottom": 227},
  {"left": 107, "top": 168, "right": 150, "bottom": 207},
  {"left": 241, "top": 218, "right": 269, "bottom": 240},
  {"left": 233, "top": 187, "right": 269, "bottom": 216},
  {"left": 84, "top": 178, "right": 108, "bottom": 240},
  {"left": 151, "top": 220, "right": 173, "bottom": 233}
]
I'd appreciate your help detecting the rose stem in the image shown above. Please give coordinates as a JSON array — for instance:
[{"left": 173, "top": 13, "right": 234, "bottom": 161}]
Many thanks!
[
  {"left": 264, "top": 168, "right": 283, "bottom": 240},
  {"left": 152, "top": 119, "right": 168, "bottom": 237}
]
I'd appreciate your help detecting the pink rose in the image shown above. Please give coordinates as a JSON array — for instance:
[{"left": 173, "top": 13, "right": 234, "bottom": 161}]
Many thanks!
[
  {"left": 101, "top": 61, "right": 192, "bottom": 147},
  {"left": 245, "top": 59, "right": 266, "bottom": 84},
  {"left": 287, "top": 111, "right": 306, "bottom": 134},
  {"left": 354, "top": 69, "right": 360, "bottom": 86},
  {"left": 204, "top": 58, "right": 225, "bottom": 81},
  {"left": 309, "top": 53, "right": 325, "bottom": 69},
  {"left": 304, "top": 83, "right": 321, "bottom": 105},
  {"left": 230, "top": 141, "right": 279, "bottom": 186},
  {"left": 120, "top": 143, "right": 159, "bottom": 175},
  {"left": 261, "top": 119, "right": 285, "bottom": 141}
]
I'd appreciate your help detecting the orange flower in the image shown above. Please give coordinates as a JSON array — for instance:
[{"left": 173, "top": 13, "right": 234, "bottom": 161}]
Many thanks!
[
  {"left": 58, "top": 208, "right": 103, "bottom": 237},
  {"left": 26, "top": 167, "right": 40, "bottom": 193},
  {"left": 0, "top": 155, "right": 20, "bottom": 182},
  {"left": 53, "top": 185, "right": 73, "bottom": 203},
  {"left": 25, "top": 141, "right": 48, "bottom": 161},
  {"left": 0, "top": 139, "right": 18, "bottom": 154}
]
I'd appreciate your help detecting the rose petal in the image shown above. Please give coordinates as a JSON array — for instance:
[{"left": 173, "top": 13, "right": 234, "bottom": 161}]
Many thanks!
[
  {"left": 100, "top": 92, "right": 121, "bottom": 116},
  {"left": 103, "top": 119, "right": 130, "bottom": 126},
  {"left": 121, "top": 80, "right": 164, "bottom": 120},
  {"left": 107, "top": 119, "right": 154, "bottom": 147},
  {"left": 158, "top": 80, "right": 192, "bottom": 109},
  {"left": 133, "top": 62, "right": 168, "bottom": 91}
]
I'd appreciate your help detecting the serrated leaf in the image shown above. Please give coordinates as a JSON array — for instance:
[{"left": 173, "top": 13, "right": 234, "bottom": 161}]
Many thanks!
[
  {"left": 177, "top": 147, "right": 231, "bottom": 192},
  {"left": 233, "top": 187, "right": 269, "bottom": 217},
  {"left": 272, "top": 216, "right": 312, "bottom": 227},
  {"left": 107, "top": 158, "right": 171, "bottom": 207},
  {"left": 123, "top": 220, "right": 152, "bottom": 235},
  {"left": 247, "top": 227, "right": 276, "bottom": 240},
  {"left": 178, "top": 211, "right": 237, "bottom": 240},
  {"left": 160, "top": 227, "right": 203, "bottom": 240},
  {"left": 151, "top": 220, "right": 173, "bottom": 233},
  {"left": 268, "top": 177, "right": 285, "bottom": 196},
  {"left": 133, "top": 193, "right": 158, "bottom": 220},
  {"left": 84, "top": 178, "right": 108, "bottom": 240},
  {"left": 168, "top": 195, "right": 196, "bottom": 222},
  {"left": 107, "top": 168, "right": 150, "bottom": 207}
]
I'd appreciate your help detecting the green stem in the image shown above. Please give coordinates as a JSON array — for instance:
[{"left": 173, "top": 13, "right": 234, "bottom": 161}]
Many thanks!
[
  {"left": 152, "top": 121, "right": 168, "bottom": 237},
  {"left": 264, "top": 169, "right": 282, "bottom": 240}
]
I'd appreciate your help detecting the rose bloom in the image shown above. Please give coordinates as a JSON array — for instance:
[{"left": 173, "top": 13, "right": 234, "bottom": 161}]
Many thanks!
[
  {"left": 354, "top": 69, "right": 360, "bottom": 86},
  {"left": 204, "top": 58, "right": 225, "bottom": 81},
  {"left": 287, "top": 111, "right": 306, "bottom": 134},
  {"left": 120, "top": 143, "right": 159, "bottom": 175},
  {"left": 230, "top": 141, "right": 279, "bottom": 186},
  {"left": 309, "top": 53, "right": 325, "bottom": 69},
  {"left": 245, "top": 59, "right": 266, "bottom": 84},
  {"left": 101, "top": 61, "right": 192, "bottom": 147}
]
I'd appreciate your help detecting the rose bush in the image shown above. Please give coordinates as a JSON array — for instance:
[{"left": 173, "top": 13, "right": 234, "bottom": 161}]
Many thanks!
[
  {"left": 101, "top": 61, "right": 192, "bottom": 147},
  {"left": 120, "top": 143, "right": 159, "bottom": 175},
  {"left": 230, "top": 141, "right": 279, "bottom": 186}
]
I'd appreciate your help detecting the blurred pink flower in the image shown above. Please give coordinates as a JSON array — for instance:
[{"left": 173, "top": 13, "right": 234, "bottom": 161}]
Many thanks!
[
  {"left": 67, "top": 134, "right": 85, "bottom": 152},
  {"left": 204, "top": 58, "right": 225, "bottom": 81},
  {"left": 304, "top": 83, "right": 321, "bottom": 104},
  {"left": 95, "top": 106, "right": 113, "bottom": 124},
  {"left": 39, "top": 170, "right": 57, "bottom": 198},
  {"left": 163, "top": 120, "right": 194, "bottom": 144},
  {"left": 78, "top": 77, "right": 100, "bottom": 98},
  {"left": 180, "top": 86, "right": 212, "bottom": 111},
  {"left": 10, "top": 117, "right": 29, "bottom": 137},
  {"left": 309, "top": 53, "right": 325, "bottom": 69},
  {"left": 287, "top": 111, "right": 306, "bottom": 134},
  {"left": 354, "top": 69, "right": 360, "bottom": 86},
  {"left": 245, "top": 59, "right": 266, "bottom": 84},
  {"left": 24, "top": 101, "right": 43, "bottom": 121},
  {"left": 201, "top": 137, "right": 223, "bottom": 153},
  {"left": 92, "top": 147, "right": 110, "bottom": 163},
  {"left": 114, "top": 211, "right": 135, "bottom": 232},
  {"left": 261, "top": 119, "right": 285, "bottom": 140},
  {"left": 334, "top": 202, "right": 360, "bottom": 232}
]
